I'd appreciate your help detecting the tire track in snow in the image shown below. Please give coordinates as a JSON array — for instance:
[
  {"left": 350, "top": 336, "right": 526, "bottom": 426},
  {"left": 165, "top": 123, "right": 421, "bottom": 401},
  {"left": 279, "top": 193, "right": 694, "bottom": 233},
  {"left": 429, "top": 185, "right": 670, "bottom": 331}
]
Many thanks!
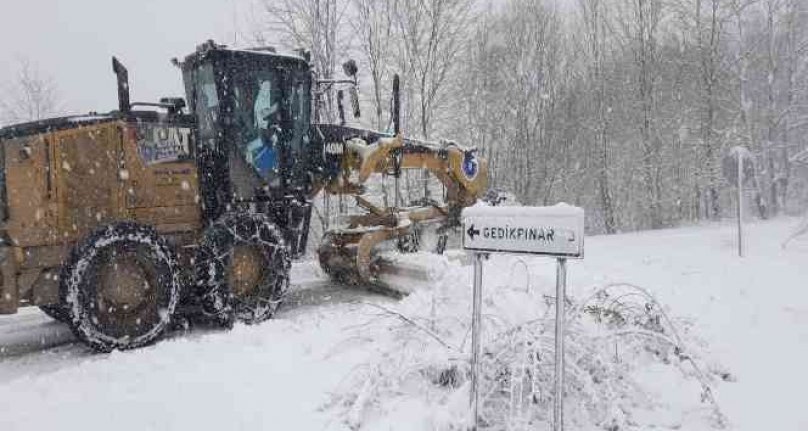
[{"left": 0, "top": 277, "right": 390, "bottom": 361}]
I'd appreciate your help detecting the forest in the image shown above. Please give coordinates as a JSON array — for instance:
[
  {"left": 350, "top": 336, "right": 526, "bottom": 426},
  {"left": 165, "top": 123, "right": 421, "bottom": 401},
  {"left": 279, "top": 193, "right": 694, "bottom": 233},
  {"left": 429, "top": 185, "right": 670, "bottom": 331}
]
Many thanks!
[{"left": 250, "top": 0, "right": 808, "bottom": 233}]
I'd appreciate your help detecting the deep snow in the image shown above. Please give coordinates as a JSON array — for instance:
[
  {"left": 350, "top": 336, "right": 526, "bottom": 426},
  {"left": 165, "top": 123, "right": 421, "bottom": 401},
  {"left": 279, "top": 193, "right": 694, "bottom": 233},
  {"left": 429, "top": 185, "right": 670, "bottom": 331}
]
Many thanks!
[{"left": 0, "top": 217, "right": 806, "bottom": 430}]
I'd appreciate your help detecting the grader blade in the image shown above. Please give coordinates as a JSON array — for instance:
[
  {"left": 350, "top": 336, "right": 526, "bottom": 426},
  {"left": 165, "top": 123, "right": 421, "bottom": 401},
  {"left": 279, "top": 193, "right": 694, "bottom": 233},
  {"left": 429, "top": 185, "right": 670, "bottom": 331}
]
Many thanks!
[
  {"left": 318, "top": 229, "right": 445, "bottom": 296},
  {"left": 373, "top": 251, "right": 448, "bottom": 294}
]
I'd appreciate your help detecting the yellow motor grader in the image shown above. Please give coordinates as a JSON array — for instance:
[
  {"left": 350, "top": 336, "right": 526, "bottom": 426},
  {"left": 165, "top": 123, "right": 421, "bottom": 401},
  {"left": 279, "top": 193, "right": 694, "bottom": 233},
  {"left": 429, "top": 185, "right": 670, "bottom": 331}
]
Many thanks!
[{"left": 0, "top": 41, "right": 487, "bottom": 351}]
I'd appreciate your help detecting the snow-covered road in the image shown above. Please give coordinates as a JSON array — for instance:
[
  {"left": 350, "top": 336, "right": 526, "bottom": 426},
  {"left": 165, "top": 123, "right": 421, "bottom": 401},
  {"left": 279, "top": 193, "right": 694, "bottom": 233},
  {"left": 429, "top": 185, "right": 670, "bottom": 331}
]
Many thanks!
[
  {"left": 0, "top": 218, "right": 806, "bottom": 430},
  {"left": 0, "top": 307, "right": 74, "bottom": 357}
]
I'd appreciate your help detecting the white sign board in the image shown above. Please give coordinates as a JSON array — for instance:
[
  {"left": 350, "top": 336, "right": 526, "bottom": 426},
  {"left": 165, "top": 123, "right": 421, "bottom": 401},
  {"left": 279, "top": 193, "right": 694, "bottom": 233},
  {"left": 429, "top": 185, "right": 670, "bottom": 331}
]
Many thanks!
[{"left": 462, "top": 204, "right": 585, "bottom": 258}]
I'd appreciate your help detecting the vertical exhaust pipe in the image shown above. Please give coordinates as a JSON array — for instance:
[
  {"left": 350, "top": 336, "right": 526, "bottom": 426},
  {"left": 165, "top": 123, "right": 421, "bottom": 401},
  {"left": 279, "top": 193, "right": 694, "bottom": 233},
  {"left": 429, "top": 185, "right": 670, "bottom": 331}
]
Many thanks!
[
  {"left": 392, "top": 74, "right": 400, "bottom": 136},
  {"left": 112, "top": 57, "right": 130, "bottom": 113},
  {"left": 337, "top": 89, "right": 346, "bottom": 126}
]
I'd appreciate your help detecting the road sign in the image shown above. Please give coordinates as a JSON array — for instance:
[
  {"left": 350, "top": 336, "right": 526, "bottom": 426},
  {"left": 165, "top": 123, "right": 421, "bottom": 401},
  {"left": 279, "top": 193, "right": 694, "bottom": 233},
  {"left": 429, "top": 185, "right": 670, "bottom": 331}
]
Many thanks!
[
  {"left": 722, "top": 146, "right": 755, "bottom": 188},
  {"left": 462, "top": 203, "right": 585, "bottom": 431},
  {"left": 462, "top": 204, "right": 585, "bottom": 258}
]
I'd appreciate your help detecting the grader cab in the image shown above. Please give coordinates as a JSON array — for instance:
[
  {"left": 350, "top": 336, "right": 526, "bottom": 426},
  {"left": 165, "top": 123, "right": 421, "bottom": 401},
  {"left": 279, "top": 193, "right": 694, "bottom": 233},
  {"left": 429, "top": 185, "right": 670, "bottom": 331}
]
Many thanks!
[{"left": 0, "top": 41, "right": 487, "bottom": 352}]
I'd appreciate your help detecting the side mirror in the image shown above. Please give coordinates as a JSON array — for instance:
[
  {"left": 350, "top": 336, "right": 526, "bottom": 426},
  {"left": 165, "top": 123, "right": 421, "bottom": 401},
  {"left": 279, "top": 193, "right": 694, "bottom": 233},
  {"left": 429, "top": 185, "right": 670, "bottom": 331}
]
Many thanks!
[
  {"left": 342, "top": 59, "right": 358, "bottom": 79},
  {"left": 342, "top": 59, "right": 360, "bottom": 118}
]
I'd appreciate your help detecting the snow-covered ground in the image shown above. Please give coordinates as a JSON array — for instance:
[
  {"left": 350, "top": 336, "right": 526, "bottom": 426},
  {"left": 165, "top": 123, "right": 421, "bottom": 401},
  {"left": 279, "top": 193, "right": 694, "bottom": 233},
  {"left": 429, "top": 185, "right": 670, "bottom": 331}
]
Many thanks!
[
  {"left": 568, "top": 217, "right": 808, "bottom": 431},
  {"left": 0, "top": 217, "right": 806, "bottom": 430}
]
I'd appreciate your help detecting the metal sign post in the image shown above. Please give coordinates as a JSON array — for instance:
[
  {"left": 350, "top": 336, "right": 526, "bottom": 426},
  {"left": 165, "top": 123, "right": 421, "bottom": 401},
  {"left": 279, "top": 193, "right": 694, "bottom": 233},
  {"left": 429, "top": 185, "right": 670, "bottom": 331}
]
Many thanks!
[
  {"left": 470, "top": 252, "right": 484, "bottom": 428},
  {"left": 737, "top": 151, "right": 744, "bottom": 257},
  {"left": 463, "top": 204, "right": 584, "bottom": 431},
  {"left": 553, "top": 257, "right": 566, "bottom": 431}
]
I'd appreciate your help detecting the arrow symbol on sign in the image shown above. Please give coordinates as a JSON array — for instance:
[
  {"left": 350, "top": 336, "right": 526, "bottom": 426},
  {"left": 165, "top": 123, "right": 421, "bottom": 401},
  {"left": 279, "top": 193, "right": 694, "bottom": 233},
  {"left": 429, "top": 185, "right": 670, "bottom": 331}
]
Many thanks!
[{"left": 467, "top": 224, "right": 480, "bottom": 240}]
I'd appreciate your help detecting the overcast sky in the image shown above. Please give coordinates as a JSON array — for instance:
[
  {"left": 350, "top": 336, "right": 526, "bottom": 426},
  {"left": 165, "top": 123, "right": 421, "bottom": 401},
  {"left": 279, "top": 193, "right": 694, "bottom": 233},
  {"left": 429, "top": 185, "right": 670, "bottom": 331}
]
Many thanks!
[
  {"left": 0, "top": 0, "right": 252, "bottom": 115},
  {"left": 0, "top": 0, "right": 570, "bottom": 118}
]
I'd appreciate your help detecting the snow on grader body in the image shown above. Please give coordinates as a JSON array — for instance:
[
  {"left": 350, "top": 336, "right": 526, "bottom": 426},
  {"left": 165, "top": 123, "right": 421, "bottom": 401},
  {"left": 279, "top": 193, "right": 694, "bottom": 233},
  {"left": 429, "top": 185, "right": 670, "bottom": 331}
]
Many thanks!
[{"left": 0, "top": 41, "right": 487, "bottom": 351}]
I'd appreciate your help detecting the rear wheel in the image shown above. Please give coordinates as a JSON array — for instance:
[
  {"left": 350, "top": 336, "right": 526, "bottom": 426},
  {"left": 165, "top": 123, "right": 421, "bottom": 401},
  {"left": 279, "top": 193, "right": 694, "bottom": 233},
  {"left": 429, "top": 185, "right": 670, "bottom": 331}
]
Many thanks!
[
  {"left": 195, "top": 213, "right": 290, "bottom": 326},
  {"left": 60, "top": 222, "right": 181, "bottom": 352}
]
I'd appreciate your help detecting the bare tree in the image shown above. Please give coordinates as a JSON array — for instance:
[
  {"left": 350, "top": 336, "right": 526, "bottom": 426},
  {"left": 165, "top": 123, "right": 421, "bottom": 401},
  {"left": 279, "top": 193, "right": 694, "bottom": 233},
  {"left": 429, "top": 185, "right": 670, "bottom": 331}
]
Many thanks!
[
  {"left": 452, "top": 9, "right": 506, "bottom": 188},
  {"left": 614, "top": 0, "right": 667, "bottom": 227},
  {"left": 580, "top": 0, "right": 618, "bottom": 233},
  {"left": 351, "top": 0, "right": 395, "bottom": 130},
  {"left": 780, "top": 0, "right": 808, "bottom": 210},
  {"left": 755, "top": 0, "right": 808, "bottom": 214},
  {"left": 696, "top": 0, "right": 727, "bottom": 220},
  {"left": 256, "top": 0, "right": 351, "bottom": 122},
  {"left": 493, "top": 0, "right": 565, "bottom": 204},
  {"left": 393, "top": 0, "right": 472, "bottom": 140},
  {"left": 760, "top": 0, "right": 785, "bottom": 215},
  {"left": 0, "top": 57, "right": 61, "bottom": 125},
  {"left": 727, "top": 0, "right": 769, "bottom": 217}
]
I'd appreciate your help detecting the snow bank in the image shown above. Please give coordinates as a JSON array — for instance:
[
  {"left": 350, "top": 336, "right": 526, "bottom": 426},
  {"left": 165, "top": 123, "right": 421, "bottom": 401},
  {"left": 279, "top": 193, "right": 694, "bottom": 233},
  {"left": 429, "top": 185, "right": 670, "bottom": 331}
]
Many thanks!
[{"left": 328, "top": 263, "right": 725, "bottom": 430}]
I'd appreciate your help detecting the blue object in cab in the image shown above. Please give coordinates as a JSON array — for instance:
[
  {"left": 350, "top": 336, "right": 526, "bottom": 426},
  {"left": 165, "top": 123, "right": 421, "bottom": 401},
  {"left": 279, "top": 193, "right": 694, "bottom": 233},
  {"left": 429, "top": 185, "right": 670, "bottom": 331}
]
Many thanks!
[{"left": 253, "top": 145, "right": 277, "bottom": 178}]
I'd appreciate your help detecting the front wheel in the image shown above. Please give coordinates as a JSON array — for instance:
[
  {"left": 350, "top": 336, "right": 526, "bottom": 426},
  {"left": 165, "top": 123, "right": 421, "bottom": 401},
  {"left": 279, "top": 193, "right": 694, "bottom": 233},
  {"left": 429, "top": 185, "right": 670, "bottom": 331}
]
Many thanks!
[
  {"left": 60, "top": 222, "right": 181, "bottom": 352},
  {"left": 195, "top": 213, "right": 290, "bottom": 326}
]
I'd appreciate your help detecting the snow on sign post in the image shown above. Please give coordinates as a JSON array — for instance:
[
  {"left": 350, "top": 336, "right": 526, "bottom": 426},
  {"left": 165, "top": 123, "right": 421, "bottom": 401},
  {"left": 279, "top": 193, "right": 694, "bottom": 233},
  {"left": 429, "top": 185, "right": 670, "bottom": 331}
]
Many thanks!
[{"left": 462, "top": 204, "right": 584, "bottom": 431}]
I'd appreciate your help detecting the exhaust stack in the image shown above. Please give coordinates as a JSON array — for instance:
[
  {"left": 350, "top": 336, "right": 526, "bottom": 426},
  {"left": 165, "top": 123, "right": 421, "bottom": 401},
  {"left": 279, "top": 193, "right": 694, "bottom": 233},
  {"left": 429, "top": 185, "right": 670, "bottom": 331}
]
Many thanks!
[{"left": 112, "top": 57, "right": 130, "bottom": 113}]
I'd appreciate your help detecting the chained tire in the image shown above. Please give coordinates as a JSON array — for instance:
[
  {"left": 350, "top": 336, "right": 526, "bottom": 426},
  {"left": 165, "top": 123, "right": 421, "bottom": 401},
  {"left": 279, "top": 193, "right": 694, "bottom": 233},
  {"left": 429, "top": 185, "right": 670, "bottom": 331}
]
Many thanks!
[
  {"left": 60, "top": 222, "right": 181, "bottom": 352},
  {"left": 195, "top": 213, "right": 290, "bottom": 327}
]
